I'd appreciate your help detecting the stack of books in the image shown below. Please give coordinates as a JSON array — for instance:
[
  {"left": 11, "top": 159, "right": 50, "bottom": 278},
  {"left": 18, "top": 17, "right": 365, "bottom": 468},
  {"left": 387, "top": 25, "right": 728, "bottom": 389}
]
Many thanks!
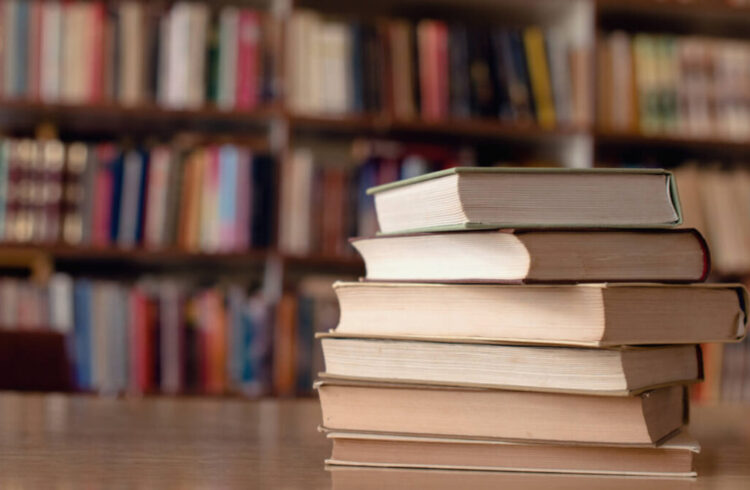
[{"left": 316, "top": 167, "right": 747, "bottom": 477}]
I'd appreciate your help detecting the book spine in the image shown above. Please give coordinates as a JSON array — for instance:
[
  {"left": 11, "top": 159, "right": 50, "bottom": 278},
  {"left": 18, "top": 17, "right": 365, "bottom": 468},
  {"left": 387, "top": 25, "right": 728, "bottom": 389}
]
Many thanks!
[
  {"left": 523, "top": 27, "right": 556, "bottom": 128},
  {"left": 236, "top": 10, "right": 260, "bottom": 110}
]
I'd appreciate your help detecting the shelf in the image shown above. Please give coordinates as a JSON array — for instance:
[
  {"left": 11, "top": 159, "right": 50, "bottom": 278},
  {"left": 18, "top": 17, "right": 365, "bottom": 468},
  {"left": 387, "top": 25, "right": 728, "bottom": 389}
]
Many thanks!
[
  {"left": 0, "top": 99, "right": 590, "bottom": 145},
  {"left": 0, "top": 98, "right": 278, "bottom": 136},
  {"left": 595, "top": 129, "right": 750, "bottom": 154},
  {"left": 0, "top": 243, "right": 363, "bottom": 271},
  {"left": 281, "top": 252, "right": 363, "bottom": 270},
  {"left": 288, "top": 112, "right": 589, "bottom": 143},
  {"left": 596, "top": 0, "right": 750, "bottom": 38}
]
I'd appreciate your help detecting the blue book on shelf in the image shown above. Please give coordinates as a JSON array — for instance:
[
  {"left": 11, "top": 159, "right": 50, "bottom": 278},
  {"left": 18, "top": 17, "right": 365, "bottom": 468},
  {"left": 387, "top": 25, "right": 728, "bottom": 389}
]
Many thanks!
[
  {"left": 218, "top": 145, "right": 239, "bottom": 247},
  {"left": 295, "top": 296, "right": 315, "bottom": 394},
  {"left": 135, "top": 150, "right": 150, "bottom": 244},
  {"left": 72, "top": 280, "right": 93, "bottom": 391},
  {"left": 109, "top": 152, "right": 124, "bottom": 242}
]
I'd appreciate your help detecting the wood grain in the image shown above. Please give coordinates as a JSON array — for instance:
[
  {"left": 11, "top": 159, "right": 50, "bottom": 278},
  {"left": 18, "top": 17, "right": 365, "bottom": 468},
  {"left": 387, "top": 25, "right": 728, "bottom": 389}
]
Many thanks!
[{"left": 0, "top": 394, "right": 747, "bottom": 489}]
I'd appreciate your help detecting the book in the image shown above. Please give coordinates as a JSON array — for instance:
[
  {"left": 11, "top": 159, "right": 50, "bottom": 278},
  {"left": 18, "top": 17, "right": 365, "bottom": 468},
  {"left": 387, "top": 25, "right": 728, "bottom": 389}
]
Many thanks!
[
  {"left": 320, "top": 337, "right": 700, "bottom": 395},
  {"left": 332, "top": 282, "right": 747, "bottom": 346},
  {"left": 368, "top": 168, "right": 681, "bottom": 234},
  {"left": 317, "top": 380, "right": 686, "bottom": 444},
  {"left": 351, "top": 229, "right": 709, "bottom": 283},
  {"left": 324, "top": 430, "right": 699, "bottom": 477},
  {"left": 523, "top": 27, "right": 556, "bottom": 128}
]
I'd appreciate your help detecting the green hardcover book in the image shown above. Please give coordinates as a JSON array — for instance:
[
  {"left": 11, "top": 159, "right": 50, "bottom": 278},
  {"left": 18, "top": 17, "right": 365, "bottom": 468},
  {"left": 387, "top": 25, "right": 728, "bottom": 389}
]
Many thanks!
[{"left": 367, "top": 167, "right": 682, "bottom": 234}]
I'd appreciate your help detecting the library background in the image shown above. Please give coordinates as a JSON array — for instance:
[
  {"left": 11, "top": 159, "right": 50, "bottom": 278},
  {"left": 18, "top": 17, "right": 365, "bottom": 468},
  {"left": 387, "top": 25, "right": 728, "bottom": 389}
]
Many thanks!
[{"left": 0, "top": 0, "right": 748, "bottom": 403}]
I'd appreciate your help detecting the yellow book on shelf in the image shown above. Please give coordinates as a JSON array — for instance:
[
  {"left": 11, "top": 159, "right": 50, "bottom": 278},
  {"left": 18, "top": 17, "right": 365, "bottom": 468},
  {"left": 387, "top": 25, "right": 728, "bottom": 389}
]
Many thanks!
[{"left": 523, "top": 27, "right": 556, "bottom": 129}]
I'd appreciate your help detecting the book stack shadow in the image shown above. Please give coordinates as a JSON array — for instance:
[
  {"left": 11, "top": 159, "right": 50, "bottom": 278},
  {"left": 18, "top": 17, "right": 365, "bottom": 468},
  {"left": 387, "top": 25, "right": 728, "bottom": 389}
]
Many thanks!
[{"left": 316, "top": 168, "right": 747, "bottom": 477}]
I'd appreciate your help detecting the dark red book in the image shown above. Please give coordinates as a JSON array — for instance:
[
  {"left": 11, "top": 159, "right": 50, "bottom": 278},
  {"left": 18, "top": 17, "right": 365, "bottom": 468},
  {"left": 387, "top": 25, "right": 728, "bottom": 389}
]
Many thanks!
[{"left": 236, "top": 10, "right": 261, "bottom": 110}]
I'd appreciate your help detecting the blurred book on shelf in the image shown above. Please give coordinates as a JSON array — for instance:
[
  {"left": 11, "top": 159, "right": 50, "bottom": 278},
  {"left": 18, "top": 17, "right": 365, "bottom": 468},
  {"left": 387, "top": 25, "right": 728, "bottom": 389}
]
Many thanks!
[
  {"left": 285, "top": 11, "right": 591, "bottom": 127},
  {"left": 597, "top": 31, "right": 750, "bottom": 140},
  {"left": 0, "top": 274, "right": 274, "bottom": 395},
  {"left": 278, "top": 140, "right": 475, "bottom": 255},
  {"left": 0, "top": 0, "right": 279, "bottom": 110},
  {"left": 0, "top": 137, "right": 274, "bottom": 252},
  {"left": 673, "top": 165, "right": 750, "bottom": 405},
  {"left": 674, "top": 165, "right": 750, "bottom": 275}
]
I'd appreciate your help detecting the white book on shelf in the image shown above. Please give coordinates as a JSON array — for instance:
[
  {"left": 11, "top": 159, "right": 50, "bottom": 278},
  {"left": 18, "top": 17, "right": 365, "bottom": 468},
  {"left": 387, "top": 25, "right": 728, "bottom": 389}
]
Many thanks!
[
  {"left": 546, "top": 28, "right": 573, "bottom": 126},
  {"left": 279, "top": 149, "right": 314, "bottom": 254},
  {"left": 164, "top": 2, "right": 191, "bottom": 108},
  {"left": 49, "top": 273, "right": 74, "bottom": 334},
  {"left": 40, "top": 1, "right": 63, "bottom": 102},
  {"left": 320, "top": 21, "right": 352, "bottom": 114},
  {"left": 218, "top": 7, "right": 239, "bottom": 109},
  {"left": 609, "top": 31, "right": 634, "bottom": 131}
]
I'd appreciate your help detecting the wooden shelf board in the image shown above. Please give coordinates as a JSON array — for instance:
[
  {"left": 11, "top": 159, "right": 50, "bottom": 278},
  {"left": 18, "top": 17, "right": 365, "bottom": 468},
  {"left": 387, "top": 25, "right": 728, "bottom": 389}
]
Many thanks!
[
  {"left": 0, "top": 243, "right": 364, "bottom": 270},
  {"left": 288, "top": 112, "right": 589, "bottom": 142},
  {"left": 595, "top": 129, "right": 750, "bottom": 153},
  {"left": 0, "top": 98, "right": 278, "bottom": 135},
  {"left": 281, "top": 252, "right": 363, "bottom": 269}
]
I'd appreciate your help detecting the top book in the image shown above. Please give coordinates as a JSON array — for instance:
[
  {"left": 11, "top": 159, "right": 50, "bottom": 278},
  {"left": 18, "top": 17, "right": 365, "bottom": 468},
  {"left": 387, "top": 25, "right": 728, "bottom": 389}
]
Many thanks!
[{"left": 368, "top": 168, "right": 681, "bottom": 234}]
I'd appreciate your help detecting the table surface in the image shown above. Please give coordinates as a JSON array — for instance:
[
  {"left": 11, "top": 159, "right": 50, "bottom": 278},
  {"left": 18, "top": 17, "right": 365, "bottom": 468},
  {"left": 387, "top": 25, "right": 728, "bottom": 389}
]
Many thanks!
[{"left": 0, "top": 393, "right": 749, "bottom": 489}]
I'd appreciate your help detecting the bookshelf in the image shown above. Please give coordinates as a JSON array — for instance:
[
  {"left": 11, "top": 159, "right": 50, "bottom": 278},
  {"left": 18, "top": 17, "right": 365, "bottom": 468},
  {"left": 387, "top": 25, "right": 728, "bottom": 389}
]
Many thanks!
[{"left": 1, "top": 0, "right": 749, "bottom": 400}]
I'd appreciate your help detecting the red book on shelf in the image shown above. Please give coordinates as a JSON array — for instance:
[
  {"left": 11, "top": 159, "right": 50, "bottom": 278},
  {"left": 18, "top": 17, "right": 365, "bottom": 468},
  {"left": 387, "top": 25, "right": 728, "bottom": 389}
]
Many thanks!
[
  {"left": 434, "top": 22, "right": 449, "bottom": 119},
  {"left": 236, "top": 9, "right": 261, "bottom": 110},
  {"left": 91, "top": 144, "right": 116, "bottom": 247},
  {"left": 321, "top": 169, "right": 346, "bottom": 256},
  {"left": 417, "top": 20, "right": 448, "bottom": 120},
  {"left": 129, "top": 288, "right": 152, "bottom": 394},
  {"left": 203, "top": 289, "right": 227, "bottom": 395}
]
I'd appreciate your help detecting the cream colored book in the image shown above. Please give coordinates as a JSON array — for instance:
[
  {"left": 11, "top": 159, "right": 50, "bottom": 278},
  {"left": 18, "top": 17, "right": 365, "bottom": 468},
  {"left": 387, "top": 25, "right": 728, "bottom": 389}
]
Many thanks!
[
  {"left": 324, "top": 429, "right": 699, "bottom": 477},
  {"left": 368, "top": 168, "right": 681, "bottom": 234},
  {"left": 332, "top": 282, "right": 747, "bottom": 347},
  {"left": 317, "top": 380, "right": 686, "bottom": 445},
  {"left": 351, "top": 229, "right": 708, "bottom": 283},
  {"left": 320, "top": 337, "right": 700, "bottom": 395}
]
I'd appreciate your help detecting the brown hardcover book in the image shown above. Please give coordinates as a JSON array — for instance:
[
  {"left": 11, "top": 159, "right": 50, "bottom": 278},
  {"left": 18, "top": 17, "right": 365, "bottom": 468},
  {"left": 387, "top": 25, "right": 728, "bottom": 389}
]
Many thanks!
[
  {"left": 333, "top": 282, "right": 746, "bottom": 346},
  {"left": 317, "top": 380, "right": 686, "bottom": 445},
  {"left": 273, "top": 293, "right": 298, "bottom": 396},
  {"left": 351, "top": 229, "right": 709, "bottom": 283},
  {"left": 325, "top": 429, "right": 699, "bottom": 477},
  {"left": 320, "top": 337, "right": 701, "bottom": 395}
]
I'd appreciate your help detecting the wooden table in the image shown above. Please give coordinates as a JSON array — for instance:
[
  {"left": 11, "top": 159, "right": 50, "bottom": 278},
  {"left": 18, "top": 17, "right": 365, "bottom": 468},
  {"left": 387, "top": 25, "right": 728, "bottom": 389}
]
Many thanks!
[{"left": 0, "top": 394, "right": 748, "bottom": 489}]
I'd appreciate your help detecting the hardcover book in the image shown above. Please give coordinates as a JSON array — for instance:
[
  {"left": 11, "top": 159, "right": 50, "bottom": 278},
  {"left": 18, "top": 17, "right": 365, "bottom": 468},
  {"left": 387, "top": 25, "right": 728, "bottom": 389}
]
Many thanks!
[
  {"left": 368, "top": 168, "right": 682, "bottom": 234},
  {"left": 332, "top": 282, "right": 747, "bottom": 346},
  {"left": 317, "top": 380, "right": 687, "bottom": 444},
  {"left": 351, "top": 229, "right": 708, "bottom": 283}
]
